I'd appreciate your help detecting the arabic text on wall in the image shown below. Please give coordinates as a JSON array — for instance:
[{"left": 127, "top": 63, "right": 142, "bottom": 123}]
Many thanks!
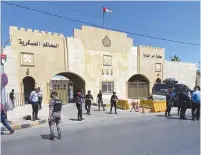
[{"left": 18, "top": 39, "right": 59, "bottom": 48}]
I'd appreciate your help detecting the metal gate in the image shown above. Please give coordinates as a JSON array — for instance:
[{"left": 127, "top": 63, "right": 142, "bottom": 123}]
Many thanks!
[
  {"left": 128, "top": 82, "right": 149, "bottom": 99},
  {"left": 49, "top": 80, "right": 68, "bottom": 104}
]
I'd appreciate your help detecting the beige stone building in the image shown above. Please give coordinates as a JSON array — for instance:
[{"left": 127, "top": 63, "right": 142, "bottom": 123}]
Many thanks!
[{"left": 5, "top": 25, "right": 172, "bottom": 104}]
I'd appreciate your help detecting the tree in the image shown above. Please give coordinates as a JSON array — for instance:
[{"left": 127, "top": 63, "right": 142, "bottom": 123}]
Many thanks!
[{"left": 170, "top": 55, "right": 181, "bottom": 62}]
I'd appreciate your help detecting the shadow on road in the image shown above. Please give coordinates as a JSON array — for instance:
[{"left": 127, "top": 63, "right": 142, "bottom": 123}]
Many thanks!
[
  {"left": 40, "top": 134, "right": 51, "bottom": 140},
  {"left": 69, "top": 118, "right": 79, "bottom": 121},
  {"left": 155, "top": 114, "right": 192, "bottom": 120}
]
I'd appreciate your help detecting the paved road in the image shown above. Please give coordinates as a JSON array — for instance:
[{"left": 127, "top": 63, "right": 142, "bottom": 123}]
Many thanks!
[{"left": 2, "top": 112, "right": 200, "bottom": 155}]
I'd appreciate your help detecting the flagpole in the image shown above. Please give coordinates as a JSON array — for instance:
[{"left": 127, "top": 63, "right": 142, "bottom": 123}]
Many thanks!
[{"left": 103, "top": 6, "right": 105, "bottom": 27}]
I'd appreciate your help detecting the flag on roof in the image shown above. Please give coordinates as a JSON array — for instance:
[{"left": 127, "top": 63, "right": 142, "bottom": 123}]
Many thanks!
[{"left": 103, "top": 7, "right": 113, "bottom": 13}]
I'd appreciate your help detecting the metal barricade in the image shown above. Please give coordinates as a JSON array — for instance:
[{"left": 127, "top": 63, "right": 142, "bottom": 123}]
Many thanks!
[{"left": 6, "top": 93, "right": 25, "bottom": 106}]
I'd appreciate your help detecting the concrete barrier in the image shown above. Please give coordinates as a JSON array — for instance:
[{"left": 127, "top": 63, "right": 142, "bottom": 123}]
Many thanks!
[{"left": 117, "top": 99, "right": 130, "bottom": 110}]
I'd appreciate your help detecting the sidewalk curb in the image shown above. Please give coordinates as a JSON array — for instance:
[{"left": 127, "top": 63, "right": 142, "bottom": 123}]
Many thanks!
[{"left": 1, "top": 120, "right": 47, "bottom": 132}]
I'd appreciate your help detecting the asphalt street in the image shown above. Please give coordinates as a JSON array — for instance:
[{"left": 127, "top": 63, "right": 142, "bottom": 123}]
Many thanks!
[{"left": 1, "top": 112, "right": 200, "bottom": 155}]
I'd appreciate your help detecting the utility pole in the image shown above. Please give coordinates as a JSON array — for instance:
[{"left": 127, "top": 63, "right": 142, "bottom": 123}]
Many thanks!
[{"left": 1, "top": 36, "right": 9, "bottom": 105}]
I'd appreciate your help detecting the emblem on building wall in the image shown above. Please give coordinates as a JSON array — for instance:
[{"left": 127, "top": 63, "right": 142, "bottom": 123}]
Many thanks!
[
  {"left": 20, "top": 52, "right": 35, "bottom": 66},
  {"left": 102, "top": 35, "right": 111, "bottom": 47},
  {"left": 155, "top": 63, "right": 161, "bottom": 72},
  {"left": 103, "top": 55, "right": 112, "bottom": 66}
]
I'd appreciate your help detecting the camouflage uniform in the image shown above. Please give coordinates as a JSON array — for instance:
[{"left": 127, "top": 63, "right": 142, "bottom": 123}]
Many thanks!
[{"left": 49, "top": 98, "right": 62, "bottom": 138}]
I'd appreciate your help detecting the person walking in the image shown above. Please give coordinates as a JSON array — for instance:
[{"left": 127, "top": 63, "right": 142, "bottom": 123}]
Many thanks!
[
  {"left": 85, "top": 90, "right": 94, "bottom": 115},
  {"left": 110, "top": 92, "right": 118, "bottom": 114},
  {"left": 178, "top": 89, "right": 190, "bottom": 120},
  {"left": 48, "top": 91, "right": 62, "bottom": 140},
  {"left": 76, "top": 92, "right": 83, "bottom": 121},
  {"left": 80, "top": 89, "right": 85, "bottom": 106},
  {"left": 191, "top": 86, "right": 200, "bottom": 121},
  {"left": 38, "top": 87, "right": 43, "bottom": 110},
  {"left": 29, "top": 88, "right": 39, "bottom": 121},
  {"left": 1, "top": 104, "right": 15, "bottom": 134},
  {"left": 165, "top": 88, "right": 175, "bottom": 117},
  {"left": 97, "top": 90, "right": 105, "bottom": 111},
  {"left": 9, "top": 89, "right": 15, "bottom": 108}
]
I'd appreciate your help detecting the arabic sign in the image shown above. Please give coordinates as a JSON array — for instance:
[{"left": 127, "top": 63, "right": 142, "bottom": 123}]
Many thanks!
[
  {"left": 1, "top": 73, "right": 8, "bottom": 87},
  {"left": 143, "top": 53, "right": 162, "bottom": 59},
  {"left": 18, "top": 39, "right": 59, "bottom": 48}
]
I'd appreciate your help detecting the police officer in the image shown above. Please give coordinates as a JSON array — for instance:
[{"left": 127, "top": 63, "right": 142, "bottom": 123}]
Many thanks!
[
  {"left": 178, "top": 89, "right": 190, "bottom": 120},
  {"left": 191, "top": 86, "right": 200, "bottom": 121},
  {"left": 85, "top": 90, "right": 94, "bottom": 115},
  {"left": 110, "top": 92, "right": 118, "bottom": 114},
  {"left": 76, "top": 92, "right": 83, "bottom": 121},
  {"left": 165, "top": 88, "right": 175, "bottom": 117},
  {"left": 97, "top": 90, "right": 105, "bottom": 111},
  {"left": 48, "top": 91, "right": 62, "bottom": 140}
]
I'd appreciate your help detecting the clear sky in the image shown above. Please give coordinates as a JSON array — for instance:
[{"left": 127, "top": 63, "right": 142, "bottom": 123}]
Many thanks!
[{"left": 2, "top": 1, "right": 200, "bottom": 64}]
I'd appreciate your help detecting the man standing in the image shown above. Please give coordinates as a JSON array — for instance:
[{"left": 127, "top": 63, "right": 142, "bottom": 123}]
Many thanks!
[
  {"left": 85, "top": 90, "right": 93, "bottom": 115},
  {"left": 48, "top": 91, "right": 62, "bottom": 140},
  {"left": 9, "top": 89, "right": 15, "bottom": 108},
  {"left": 80, "top": 89, "right": 85, "bottom": 105},
  {"left": 76, "top": 92, "right": 83, "bottom": 121},
  {"left": 165, "top": 88, "right": 175, "bottom": 117},
  {"left": 38, "top": 87, "right": 43, "bottom": 110},
  {"left": 191, "top": 86, "right": 200, "bottom": 121},
  {"left": 29, "top": 88, "right": 39, "bottom": 121},
  {"left": 178, "top": 89, "right": 190, "bottom": 120},
  {"left": 97, "top": 90, "right": 105, "bottom": 111},
  {"left": 110, "top": 92, "right": 118, "bottom": 114}
]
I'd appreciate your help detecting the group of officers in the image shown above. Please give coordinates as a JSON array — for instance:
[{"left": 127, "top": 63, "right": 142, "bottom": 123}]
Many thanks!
[
  {"left": 47, "top": 86, "right": 200, "bottom": 140},
  {"left": 75, "top": 90, "right": 119, "bottom": 121},
  {"left": 47, "top": 90, "right": 118, "bottom": 140},
  {"left": 165, "top": 86, "right": 200, "bottom": 120}
]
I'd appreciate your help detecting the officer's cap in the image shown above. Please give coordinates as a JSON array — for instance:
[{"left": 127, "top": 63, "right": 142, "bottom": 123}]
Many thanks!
[{"left": 113, "top": 92, "right": 116, "bottom": 94}]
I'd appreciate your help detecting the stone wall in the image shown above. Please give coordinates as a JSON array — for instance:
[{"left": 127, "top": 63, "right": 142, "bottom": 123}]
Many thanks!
[
  {"left": 164, "top": 61, "right": 197, "bottom": 89},
  {"left": 137, "top": 45, "right": 165, "bottom": 92}
]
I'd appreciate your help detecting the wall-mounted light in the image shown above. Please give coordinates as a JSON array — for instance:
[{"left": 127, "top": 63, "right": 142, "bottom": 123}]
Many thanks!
[
  {"left": 111, "top": 69, "right": 113, "bottom": 75},
  {"left": 102, "top": 69, "right": 104, "bottom": 75},
  {"left": 106, "top": 69, "right": 109, "bottom": 75}
]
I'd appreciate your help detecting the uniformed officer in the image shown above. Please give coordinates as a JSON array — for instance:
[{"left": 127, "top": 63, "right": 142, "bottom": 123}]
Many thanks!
[
  {"left": 178, "top": 89, "right": 190, "bottom": 120},
  {"left": 76, "top": 92, "right": 83, "bottom": 121},
  {"left": 97, "top": 90, "right": 105, "bottom": 111},
  {"left": 165, "top": 88, "right": 175, "bottom": 117},
  {"left": 48, "top": 91, "right": 62, "bottom": 140},
  {"left": 110, "top": 92, "right": 118, "bottom": 114},
  {"left": 85, "top": 90, "right": 94, "bottom": 115}
]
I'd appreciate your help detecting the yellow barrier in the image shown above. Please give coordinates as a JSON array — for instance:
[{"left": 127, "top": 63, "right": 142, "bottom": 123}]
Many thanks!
[
  {"left": 117, "top": 99, "right": 130, "bottom": 110},
  {"left": 140, "top": 100, "right": 167, "bottom": 113},
  {"left": 152, "top": 101, "right": 167, "bottom": 112}
]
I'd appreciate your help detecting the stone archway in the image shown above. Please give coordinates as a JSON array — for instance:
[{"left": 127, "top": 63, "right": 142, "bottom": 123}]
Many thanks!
[
  {"left": 127, "top": 74, "right": 149, "bottom": 99},
  {"left": 23, "top": 76, "right": 35, "bottom": 104},
  {"left": 50, "top": 72, "right": 85, "bottom": 103}
]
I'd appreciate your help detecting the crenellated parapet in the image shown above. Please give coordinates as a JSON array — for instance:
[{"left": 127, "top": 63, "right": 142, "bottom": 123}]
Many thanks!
[
  {"left": 9, "top": 26, "right": 64, "bottom": 37},
  {"left": 138, "top": 45, "right": 164, "bottom": 51}
]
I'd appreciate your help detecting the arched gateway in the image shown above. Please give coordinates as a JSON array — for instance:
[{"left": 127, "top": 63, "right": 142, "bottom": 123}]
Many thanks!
[
  {"left": 127, "top": 74, "right": 149, "bottom": 99},
  {"left": 49, "top": 72, "right": 85, "bottom": 104}
]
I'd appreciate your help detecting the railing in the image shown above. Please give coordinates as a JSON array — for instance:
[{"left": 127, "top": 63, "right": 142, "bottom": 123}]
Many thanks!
[{"left": 6, "top": 93, "right": 25, "bottom": 107}]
